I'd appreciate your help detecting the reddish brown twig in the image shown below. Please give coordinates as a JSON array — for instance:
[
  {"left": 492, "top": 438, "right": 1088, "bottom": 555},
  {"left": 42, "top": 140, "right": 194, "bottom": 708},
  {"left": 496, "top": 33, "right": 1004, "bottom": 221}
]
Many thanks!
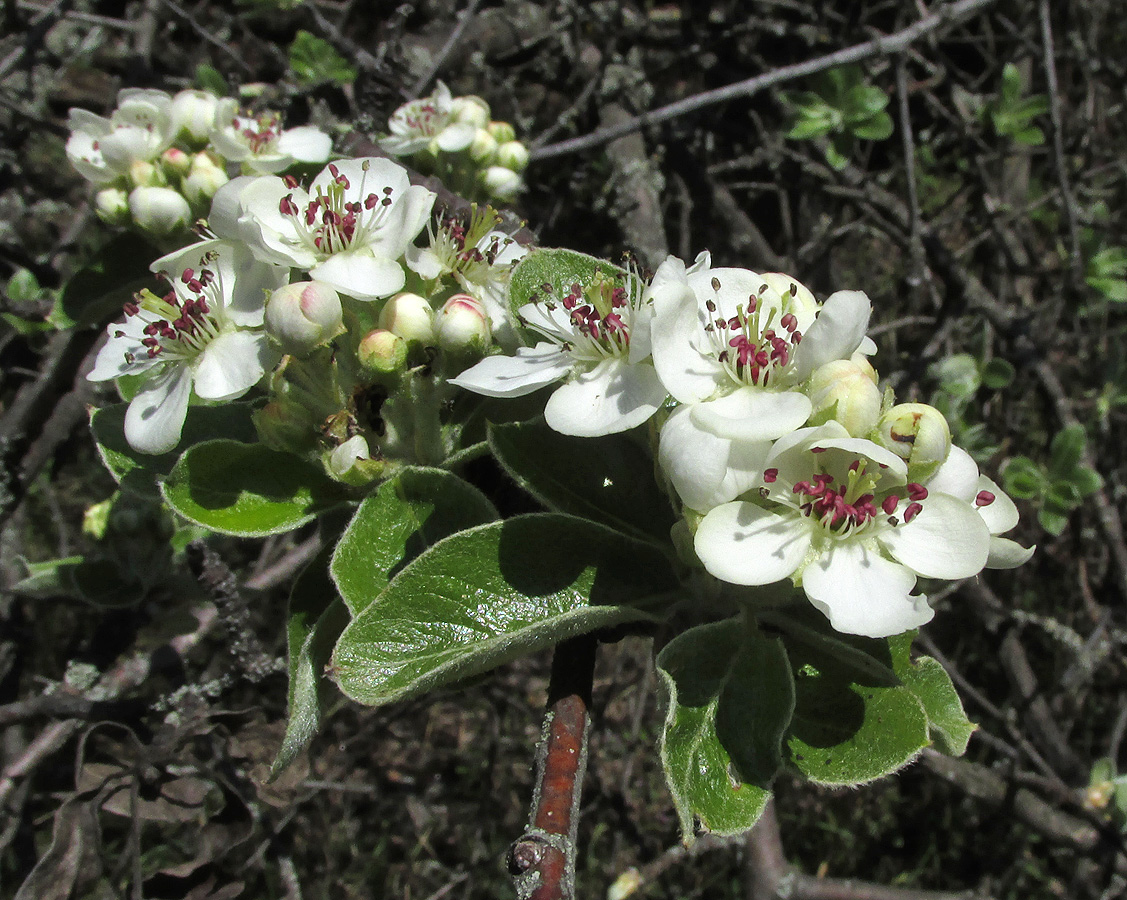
[{"left": 507, "top": 635, "right": 597, "bottom": 900}]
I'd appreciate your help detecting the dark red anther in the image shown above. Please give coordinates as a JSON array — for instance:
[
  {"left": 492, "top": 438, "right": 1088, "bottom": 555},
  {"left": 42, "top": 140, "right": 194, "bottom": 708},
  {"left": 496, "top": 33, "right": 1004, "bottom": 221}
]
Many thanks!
[
  {"left": 904, "top": 502, "right": 923, "bottom": 523},
  {"left": 764, "top": 468, "right": 778, "bottom": 483},
  {"left": 907, "top": 483, "right": 929, "bottom": 501},
  {"left": 975, "top": 490, "right": 996, "bottom": 507},
  {"left": 882, "top": 494, "right": 899, "bottom": 515}
]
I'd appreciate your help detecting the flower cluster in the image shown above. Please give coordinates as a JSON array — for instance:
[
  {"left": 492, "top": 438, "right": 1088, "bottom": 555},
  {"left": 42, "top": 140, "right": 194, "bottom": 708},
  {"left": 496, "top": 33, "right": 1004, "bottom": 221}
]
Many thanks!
[
  {"left": 89, "top": 156, "right": 525, "bottom": 481},
  {"left": 67, "top": 87, "right": 332, "bottom": 238},
  {"left": 454, "top": 250, "right": 1034, "bottom": 638},
  {"left": 380, "top": 82, "right": 528, "bottom": 204}
]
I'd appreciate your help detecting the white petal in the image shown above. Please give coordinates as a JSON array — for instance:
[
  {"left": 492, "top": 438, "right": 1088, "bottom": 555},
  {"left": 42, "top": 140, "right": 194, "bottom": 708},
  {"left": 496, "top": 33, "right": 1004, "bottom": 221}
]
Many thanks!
[
  {"left": 124, "top": 366, "right": 192, "bottom": 454},
  {"left": 88, "top": 319, "right": 158, "bottom": 381},
  {"left": 544, "top": 358, "right": 666, "bottom": 437},
  {"left": 926, "top": 445, "right": 979, "bottom": 500},
  {"left": 803, "top": 541, "right": 931, "bottom": 638},
  {"left": 436, "top": 123, "right": 477, "bottom": 152},
  {"left": 649, "top": 274, "right": 722, "bottom": 404},
  {"left": 276, "top": 126, "right": 332, "bottom": 163},
  {"left": 986, "top": 536, "right": 1035, "bottom": 569},
  {"left": 405, "top": 244, "right": 445, "bottom": 280},
  {"left": 192, "top": 331, "right": 272, "bottom": 400},
  {"left": 792, "top": 289, "right": 871, "bottom": 382},
  {"left": 690, "top": 387, "right": 812, "bottom": 441},
  {"left": 695, "top": 502, "right": 812, "bottom": 586},
  {"left": 878, "top": 493, "right": 990, "bottom": 579},
  {"left": 975, "top": 475, "right": 1019, "bottom": 534},
  {"left": 310, "top": 252, "right": 405, "bottom": 301},
  {"left": 658, "top": 405, "right": 768, "bottom": 511},
  {"left": 448, "top": 344, "right": 571, "bottom": 398},
  {"left": 811, "top": 437, "right": 909, "bottom": 477}
]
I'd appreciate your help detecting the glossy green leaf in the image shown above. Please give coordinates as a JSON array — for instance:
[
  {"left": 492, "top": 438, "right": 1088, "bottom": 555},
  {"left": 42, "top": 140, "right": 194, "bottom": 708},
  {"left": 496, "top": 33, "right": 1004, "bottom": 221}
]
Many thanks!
[
  {"left": 657, "top": 621, "right": 774, "bottom": 837},
  {"left": 331, "top": 467, "right": 498, "bottom": 616},
  {"left": 488, "top": 419, "right": 675, "bottom": 545},
  {"left": 60, "top": 233, "right": 162, "bottom": 327},
  {"left": 893, "top": 640, "right": 976, "bottom": 756},
  {"left": 781, "top": 614, "right": 929, "bottom": 786},
  {"left": 332, "top": 514, "right": 672, "bottom": 707},
  {"left": 161, "top": 440, "right": 347, "bottom": 536},
  {"left": 273, "top": 548, "right": 351, "bottom": 776},
  {"left": 90, "top": 402, "right": 258, "bottom": 496}
]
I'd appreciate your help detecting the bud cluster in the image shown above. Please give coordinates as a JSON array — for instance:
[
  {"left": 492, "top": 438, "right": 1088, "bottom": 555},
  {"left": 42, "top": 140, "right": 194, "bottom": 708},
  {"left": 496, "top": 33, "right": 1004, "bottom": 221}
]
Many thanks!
[
  {"left": 379, "top": 82, "right": 529, "bottom": 204},
  {"left": 67, "top": 87, "right": 331, "bottom": 239}
]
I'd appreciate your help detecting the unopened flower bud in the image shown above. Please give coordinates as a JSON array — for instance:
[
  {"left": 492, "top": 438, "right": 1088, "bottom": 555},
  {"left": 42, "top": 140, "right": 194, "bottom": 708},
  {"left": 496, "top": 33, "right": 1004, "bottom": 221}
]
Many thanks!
[
  {"left": 170, "top": 89, "right": 220, "bottom": 145},
  {"left": 128, "top": 158, "right": 165, "bottom": 188},
  {"left": 128, "top": 186, "right": 190, "bottom": 235},
  {"left": 468, "top": 128, "right": 498, "bottom": 164},
  {"left": 94, "top": 187, "right": 130, "bottom": 225},
  {"left": 326, "top": 434, "right": 384, "bottom": 485},
  {"left": 435, "top": 294, "right": 491, "bottom": 357},
  {"left": 494, "top": 140, "right": 529, "bottom": 172},
  {"left": 378, "top": 291, "right": 435, "bottom": 345},
  {"left": 807, "top": 359, "right": 882, "bottom": 436},
  {"left": 875, "top": 402, "right": 951, "bottom": 479},
  {"left": 487, "top": 121, "right": 516, "bottom": 144},
  {"left": 480, "top": 165, "right": 522, "bottom": 202},
  {"left": 182, "top": 152, "right": 229, "bottom": 206},
  {"left": 849, "top": 350, "right": 879, "bottom": 383},
  {"left": 265, "top": 281, "right": 344, "bottom": 355},
  {"left": 160, "top": 147, "right": 191, "bottom": 177},
  {"left": 358, "top": 328, "right": 408, "bottom": 373},
  {"left": 451, "top": 95, "right": 491, "bottom": 128}
]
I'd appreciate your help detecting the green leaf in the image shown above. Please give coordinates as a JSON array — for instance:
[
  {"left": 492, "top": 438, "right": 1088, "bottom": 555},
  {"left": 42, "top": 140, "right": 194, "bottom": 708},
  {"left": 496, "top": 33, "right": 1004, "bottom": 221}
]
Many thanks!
[
  {"left": 332, "top": 514, "right": 672, "bottom": 707},
  {"left": 1087, "top": 276, "right": 1127, "bottom": 303},
  {"left": 60, "top": 233, "right": 162, "bottom": 327},
  {"left": 1049, "top": 424, "right": 1087, "bottom": 475},
  {"left": 331, "top": 467, "right": 498, "bottom": 616},
  {"left": 1045, "top": 478, "right": 1083, "bottom": 510},
  {"left": 488, "top": 419, "right": 675, "bottom": 544},
  {"left": 507, "top": 249, "right": 628, "bottom": 341},
  {"left": 980, "top": 358, "right": 1015, "bottom": 390},
  {"left": 194, "top": 65, "right": 228, "bottom": 96},
  {"left": 161, "top": 440, "right": 348, "bottom": 536},
  {"left": 90, "top": 402, "right": 259, "bottom": 496},
  {"left": 657, "top": 621, "right": 774, "bottom": 837},
  {"left": 273, "top": 548, "right": 351, "bottom": 776},
  {"left": 1038, "top": 507, "right": 1069, "bottom": 536},
  {"left": 850, "top": 112, "right": 893, "bottom": 141},
  {"left": 823, "top": 139, "right": 850, "bottom": 171},
  {"left": 1068, "top": 466, "right": 1103, "bottom": 498},
  {"left": 288, "top": 30, "right": 358, "bottom": 87},
  {"left": 1001, "top": 456, "right": 1047, "bottom": 500},
  {"left": 787, "top": 115, "right": 836, "bottom": 141},
  {"left": 782, "top": 616, "right": 930, "bottom": 786},
  {"left": 892, "top": 637, "right": 976, "bottom": 756}
]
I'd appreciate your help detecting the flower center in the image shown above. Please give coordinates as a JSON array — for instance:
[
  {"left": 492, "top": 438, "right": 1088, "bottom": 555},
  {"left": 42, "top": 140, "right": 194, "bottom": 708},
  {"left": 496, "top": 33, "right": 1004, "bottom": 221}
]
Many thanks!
[
  {"left": 277, "top": 163, "right": 396, "bottom": 259},
  {"left": 763, "top": 455, "right": 929, "bottom": 537},
  {"left": 402, "top": 101, "right": 446, "bottom": 137},
  {"left": 525, "top": 271, "right": 641, "bottom": 362},
  {"left": 703, "top": 279, "right": 804, "bottom": 389},
  {"left": 121, "top": 264, "right": 225, "bottom": 363},
  {"left": 232, "top": 111, "right": 282, "bottom": 155},
  {"left": 431, "top": 207, "right": 510, "bottom": 281}
]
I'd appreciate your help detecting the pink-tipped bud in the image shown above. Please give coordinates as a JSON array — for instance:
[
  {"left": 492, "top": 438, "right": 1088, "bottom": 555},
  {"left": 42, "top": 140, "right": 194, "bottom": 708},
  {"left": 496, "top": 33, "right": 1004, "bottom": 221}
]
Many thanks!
[
  {"left": 128, "top": 186, "right": 190, "bottom": 236},
  {"left": 182, "top": 152, "right": 229, "bottom": 206},
  {"left": 358, "top": 329, "right": 408, "bottom": 374},
  {"left": 435, "top": 294, "right": 491, "bottom": 356},
  {"left": 378, "top": 291, "right": 435, "bottom": 346},
  {"left": 160, "top": 147, "right": 191, "bottom": 177},
  {"left": 265, "top": 281, "right": 344, "bottom": 355}
]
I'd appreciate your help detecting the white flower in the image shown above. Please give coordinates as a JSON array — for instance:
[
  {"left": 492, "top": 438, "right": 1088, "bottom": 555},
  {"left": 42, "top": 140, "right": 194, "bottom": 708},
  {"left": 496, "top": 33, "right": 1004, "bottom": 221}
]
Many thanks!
[
  {"left": 169, "top": 89, "right": 221, "bottom": 145},
  {"left": 405, "top": 206, "right": 528, "bottom": 346},
  {"left": 694, "top": 422, "right": 992, "bottom": 638},
  {"left": 88, "top": 240, "right": 285, "bottom": 454},
  {"left": 380, "top": 82, "right": 478, "bottom": 156},
  {"left": 212, "top": 158, "right": 435, "bottom": 301},
  {"left": 209, "top": 98, "right": 332, "bottom": 174},
  {"left": 67, "top": 89, "right": 175, "bottom": 184},
  {"left": 127, "top": 186, "right": 191, "bottom": 236},
  {"left": 650, "top": 252, "right": 872, "bottom": 443},
  {"left": 925, "top": 445, "right": 1035, "bottom": 569},
  {"left": 449, "top": 268, "right": 667, "bottom": 437}
]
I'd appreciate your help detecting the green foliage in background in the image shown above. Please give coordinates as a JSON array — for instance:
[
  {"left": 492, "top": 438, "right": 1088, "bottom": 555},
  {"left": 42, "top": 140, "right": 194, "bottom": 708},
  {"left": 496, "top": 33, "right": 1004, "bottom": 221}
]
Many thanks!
[
  {"left": 1002, "top": 424, "right": 1102, "bottom": 535},
  {"left": 784, "top": 65, "right": 894, "bottom": 169}
]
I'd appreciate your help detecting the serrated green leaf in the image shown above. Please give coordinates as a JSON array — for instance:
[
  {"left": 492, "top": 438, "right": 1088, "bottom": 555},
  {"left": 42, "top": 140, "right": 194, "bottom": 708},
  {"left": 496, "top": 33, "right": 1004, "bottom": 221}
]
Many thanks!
[
  {"left": 1068, "top": 466, "right": 1103, "bottom": 498},
  {"left": 161, "top": 440, "right": 348, "bottom": 536},
  {"left": 657, "top": 621, "right": 773, "bottom": 838},
  {"left": 332, "top": 514, "right": 671, "bottom": 707},
  {"left": 850, "top": 112, "right": 893, "bottom": 141},
  {"left": 60, "top": 233, "right": 162, "bottom": 327},
  {"left": 1049, "top": 425, "right": 1087, "bottom": 476},
  {"left": 488, "top": 419, "right": 675, "bottom": 545},
  {"left": 331, "top": 467, "right": 498, "bottom": 616},
  {"left": 507, "top": 249, "right": 628, "bottom": 342},
  {"left": 288, "top": 30, "right": 357, "bottom": 87},
  {"left": 783, "top": 621, "right": 929, "bottom": 786},
  {"left": 891, "top": 638, "right": 975, "bottom": 756},
  {"left": 273, "top": 548, "right": 351, "bottom": 776},
  {"left": 1002, "top": 456, "right": 1047, "bottom": 500},
  {"left": 1038, "top": 507, "right": 1069, "bottom": 535},
  {"left": 90, "top": 402, "right": 259, "bottom": 496}
]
